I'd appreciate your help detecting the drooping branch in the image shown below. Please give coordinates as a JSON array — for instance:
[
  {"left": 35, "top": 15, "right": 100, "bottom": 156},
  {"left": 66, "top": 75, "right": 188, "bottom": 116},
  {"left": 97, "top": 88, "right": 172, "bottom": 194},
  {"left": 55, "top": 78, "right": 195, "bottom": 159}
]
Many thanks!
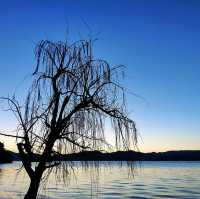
[
  {"left": 0, "top": 132, "right": 24, "bottom": 139},
  {"left": 1, "top": 38, "right": 137, "bottom": 199}
]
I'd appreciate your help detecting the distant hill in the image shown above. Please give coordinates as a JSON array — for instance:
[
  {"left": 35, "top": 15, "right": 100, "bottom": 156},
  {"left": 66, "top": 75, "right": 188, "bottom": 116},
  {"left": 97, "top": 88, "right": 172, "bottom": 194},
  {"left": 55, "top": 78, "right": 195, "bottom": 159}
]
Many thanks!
[
  {"left": 8, "top": 150, "right": 200, "bottom": 162},
  {"left": 0, "top": 142, "right": 13, "bottom": 163},
  {"left": 59, "top": 150, "right": 200, "bottom": 161}
]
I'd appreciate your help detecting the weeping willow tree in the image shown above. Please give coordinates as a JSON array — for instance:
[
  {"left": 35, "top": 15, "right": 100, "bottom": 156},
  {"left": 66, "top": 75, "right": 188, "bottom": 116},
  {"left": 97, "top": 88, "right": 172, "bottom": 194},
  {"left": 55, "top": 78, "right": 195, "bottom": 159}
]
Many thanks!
[{"left": 2, "top": 39, "right": 137, "bottom": 199}]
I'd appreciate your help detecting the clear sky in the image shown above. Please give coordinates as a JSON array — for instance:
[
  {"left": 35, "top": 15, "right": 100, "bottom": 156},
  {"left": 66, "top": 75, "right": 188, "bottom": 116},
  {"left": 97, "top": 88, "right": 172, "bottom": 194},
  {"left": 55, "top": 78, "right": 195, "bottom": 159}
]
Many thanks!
[{"left": 0, "top": 0, "right": 200, "bottom": 152}]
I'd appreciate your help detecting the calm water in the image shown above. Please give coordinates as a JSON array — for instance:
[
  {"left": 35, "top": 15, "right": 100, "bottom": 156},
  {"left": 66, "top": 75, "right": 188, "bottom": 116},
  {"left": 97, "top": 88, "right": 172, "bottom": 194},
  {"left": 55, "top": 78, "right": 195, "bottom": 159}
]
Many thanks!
[{"left": 0, "top": 161, "right": 200, "bottom": 198}]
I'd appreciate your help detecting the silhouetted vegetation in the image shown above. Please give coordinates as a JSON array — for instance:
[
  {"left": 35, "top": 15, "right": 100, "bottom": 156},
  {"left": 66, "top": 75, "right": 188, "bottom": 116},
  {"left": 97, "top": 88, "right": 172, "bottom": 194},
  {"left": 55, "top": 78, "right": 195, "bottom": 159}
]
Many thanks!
[
  {"left": 0, "top": 142, "right": 3, "bottom": 150},
  {"left": 0, "top": 142, "right": 12, "bottom": 163},
  {"left": 1, "top": 38, "right": 137, "bottom": 199},
  {"left": 9, "top": 150, "right": 200, "bottom": 162},
  {"left": 62, "top": 150, "right": 200, "bottom": 161}
]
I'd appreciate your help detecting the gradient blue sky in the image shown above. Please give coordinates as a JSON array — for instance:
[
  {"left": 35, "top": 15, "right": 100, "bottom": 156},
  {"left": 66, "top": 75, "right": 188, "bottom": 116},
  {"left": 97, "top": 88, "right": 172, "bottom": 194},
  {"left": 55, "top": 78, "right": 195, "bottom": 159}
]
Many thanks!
[{"left": 0, "top": 0, "right": 200, "bottom": 152}]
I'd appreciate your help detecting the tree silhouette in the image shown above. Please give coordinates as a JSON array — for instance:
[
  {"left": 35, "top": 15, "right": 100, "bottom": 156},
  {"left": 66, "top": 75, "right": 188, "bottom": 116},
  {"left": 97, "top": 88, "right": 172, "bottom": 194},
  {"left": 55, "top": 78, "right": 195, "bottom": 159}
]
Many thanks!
[{"left": 1, "top": 39, "right": 137, "bottom": 199}]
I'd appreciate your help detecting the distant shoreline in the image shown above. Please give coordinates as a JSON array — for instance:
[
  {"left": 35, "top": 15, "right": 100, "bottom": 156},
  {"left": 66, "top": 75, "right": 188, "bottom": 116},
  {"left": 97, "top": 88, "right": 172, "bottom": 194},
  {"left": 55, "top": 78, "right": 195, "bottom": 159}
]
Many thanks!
[
  {"left": 6, "top": 150, "right": 200, "bottom": 162},
  {"left": 58, "top": 150, "right": 200, "bottom": 161}
]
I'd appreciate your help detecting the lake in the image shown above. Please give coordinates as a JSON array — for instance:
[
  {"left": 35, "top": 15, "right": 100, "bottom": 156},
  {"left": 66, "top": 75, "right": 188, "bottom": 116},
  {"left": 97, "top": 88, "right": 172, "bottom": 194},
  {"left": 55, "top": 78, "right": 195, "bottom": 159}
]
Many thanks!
[{"left": 0, "top": 161, "right": 200, "bottom": 198}]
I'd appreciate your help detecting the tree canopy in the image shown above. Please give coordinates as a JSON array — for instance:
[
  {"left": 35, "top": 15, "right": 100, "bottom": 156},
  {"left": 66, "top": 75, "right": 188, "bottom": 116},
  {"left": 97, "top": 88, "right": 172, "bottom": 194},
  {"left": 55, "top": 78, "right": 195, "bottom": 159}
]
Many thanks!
[{"left": 2, "top": 38, "right": 137, "bottom": 199}]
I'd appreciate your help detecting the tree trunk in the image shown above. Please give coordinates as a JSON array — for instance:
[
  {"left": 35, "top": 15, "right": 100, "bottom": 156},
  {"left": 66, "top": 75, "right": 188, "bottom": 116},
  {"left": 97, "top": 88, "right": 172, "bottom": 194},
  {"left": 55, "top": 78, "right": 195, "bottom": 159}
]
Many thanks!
[
  {"left": 24, "top": 133, "right": 55, "bottom": 198},
  {"left": 24, "top": 174, "right": 42, "bottom": 199}
]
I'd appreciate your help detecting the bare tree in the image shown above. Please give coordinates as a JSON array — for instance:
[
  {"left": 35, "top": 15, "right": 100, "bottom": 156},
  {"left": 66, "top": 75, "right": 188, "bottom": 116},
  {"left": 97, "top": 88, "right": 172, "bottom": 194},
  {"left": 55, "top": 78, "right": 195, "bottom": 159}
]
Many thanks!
[{"left": 1, "top": 38, "right": 137, "bottom": 199}]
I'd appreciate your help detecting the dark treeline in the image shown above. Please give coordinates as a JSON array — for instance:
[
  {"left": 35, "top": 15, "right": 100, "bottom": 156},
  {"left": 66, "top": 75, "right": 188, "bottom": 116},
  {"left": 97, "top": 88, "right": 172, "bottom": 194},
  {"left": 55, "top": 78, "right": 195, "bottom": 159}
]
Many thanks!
[
  {"left": 0, "top": 142, "right": 12, "bottom": 163},
  {"left": 7, "top": 150, "right": 200, "bottom": 162},
  {"left": 58, "top": 150, "right": 200, "bottom": 161}
]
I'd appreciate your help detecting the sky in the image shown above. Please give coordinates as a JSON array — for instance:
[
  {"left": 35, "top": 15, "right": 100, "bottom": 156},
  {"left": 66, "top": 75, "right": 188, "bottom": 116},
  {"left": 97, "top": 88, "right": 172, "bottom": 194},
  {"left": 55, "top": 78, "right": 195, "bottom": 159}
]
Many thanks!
[{"left": 0, "top": 0, "right": 200, "bottom": 152}]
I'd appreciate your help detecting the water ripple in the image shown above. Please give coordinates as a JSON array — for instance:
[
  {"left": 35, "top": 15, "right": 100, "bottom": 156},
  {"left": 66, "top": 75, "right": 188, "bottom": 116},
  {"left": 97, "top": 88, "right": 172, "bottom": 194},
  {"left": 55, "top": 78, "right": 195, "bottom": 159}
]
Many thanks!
[{"left": 0, "top": 161, "right": 200, "bottom": 198}]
